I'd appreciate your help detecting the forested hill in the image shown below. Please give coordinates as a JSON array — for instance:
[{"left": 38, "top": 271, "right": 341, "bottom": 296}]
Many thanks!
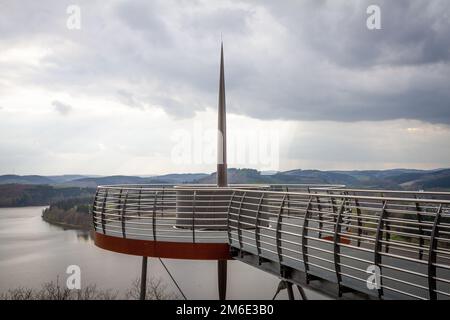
[
  {"left": 1, "top": 168, "right": 450, "bottom": 207},
  {"left": 0, "top": 184, "right": 95, "bottom": 207},
  {"left": 194, "top": 168, "right": 450, "bottom": 190},
  {"left": 0, "top": 174, "right": 207, "bottom": 187}
]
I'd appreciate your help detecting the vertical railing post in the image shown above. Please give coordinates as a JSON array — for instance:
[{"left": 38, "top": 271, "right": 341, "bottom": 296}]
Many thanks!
[
  {"left": 354, "top": 197, "right": 362, "bottom": 247},
  {"left": 342, "top": 191, "right": 351, "bottom": 232},
  {"left": 333, "top": 198, "right": 346, "bottom": 297},
  {"left": 100, "top": 190, "right": 108, "bottom": 234},
  {"left": 117, "top": 188, "right": 123, "bottom": 221},
  {"left": 286, "top": 187, "right": 290, "bottom": 217},
  {"left": 152, "top": 191, "right": 159, "bottom": 241},
  {"left": 161, "top": 187, "right": 165, "bottom": 216},
  {"left": 137, "top": 187, "right": 142, "bottom": 217},
  {"left": 414, "top": 195, "right": 425, "bottom": 260},
  {"left": 192, "top": 191, "right": 196, "bottom": 243},
  {"left": 121, "top": 191, "right": 128, "bottom": 238},
  {"left": 316, "top": 196, "right": 323, "bottom": 239},
  {"left": 301, "top": 196, "right": 313, "bottom": 282},
  {"left": 226, "top": 191, "right": 236, "bottom": 246},
  {"left": 275, "top": 194, "right": 287, "bottom": 270},
  {"left": 92, "top": 189, "right": 99, "bottom": 232},
  {"left": 255, "top": 193, "right": 265, "bottom": 265},
  {"left": 374, "top": 200, "right": 387, "bottom": 299},
  {"left": 329, "top": 191, "right": 336, "bottom": 223},
  {"left": 428, "top": 204, "right": 442, "bottom": 300},
  {"left": 380, "top": 193, "right": 390, "bottom": 254},
  {"left": 237, "top": 192, "right": 247, "bottom": 256}
]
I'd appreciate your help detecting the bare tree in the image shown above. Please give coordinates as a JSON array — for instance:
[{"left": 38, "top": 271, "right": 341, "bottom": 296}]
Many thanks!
[
  {"left": 0, "top": 277, "right": 118, "bottom": 300},
  {"left": 124, "top": 277, "right": 181, "bottom": 300},
  {"left": 0, "top": 276, "right": 177, "bottom": 300}
]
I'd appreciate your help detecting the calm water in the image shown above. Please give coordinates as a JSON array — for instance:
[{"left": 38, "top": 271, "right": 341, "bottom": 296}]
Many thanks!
[{"left": 0, "top": 206, "right": 326, "bottom": 299}]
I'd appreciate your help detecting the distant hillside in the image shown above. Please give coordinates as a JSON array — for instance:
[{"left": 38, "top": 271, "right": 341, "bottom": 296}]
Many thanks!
[
  {"left": 61, "top": 175, "right": 168, "bottom": 188},
  {"left": 155, "top": 173, "right": 208, "bottom": 184},
  {"left": 195, "top": 168, "right": 450, "bottom": 190},
  {"left": 0, "top": 175, "right": 54, "bottom": 185},
  {"left": 46, "top": 175, "right": 98, "bottom": 184},
  {"left": 276, "top": 169, "right": 360, "bottom": 185},
  {"left": 396, "top": 169, "right": 450, "bottom": 189},
  {"left": 195, "top": 168, "right": 359, "bottom": 185},
  {"left": 0, "top": 173, "right": 208, "bottom": 188},
  {"left": 1, "top": 168, "right": 449, "bottom": 190},
  {"left": 0, "top": 174, "right": 100, "bottom": 185},
  {"left": 0, "top": 184, "right": 95, "bottom": 207},
  {"left": 70, "top": 173, "right": 209, "bottom": 187}
]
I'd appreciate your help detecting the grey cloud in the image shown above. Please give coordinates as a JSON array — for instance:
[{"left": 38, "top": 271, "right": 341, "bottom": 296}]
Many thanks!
[
  {"left": 152, "top": 95, "right": 197, "bottom": 118},
  {"left": 1, "top": 0, "right": 450, "bottom": 124},
  {"left": 0, "top": 1, "right": 63, "bottom": 41},
  {"left": 257, "top": 0, "right": 450, "bottom": 68},
  {"left": 184, "top": 7, "right": 254, "bottom": 36},
  {"left": 116, "top": 90, "right": 145, "bottom": 109},
  {"left": 52, "top": 100, "right": 73, "bottom": 116},
  {"left": 114, "top": 1, "right": 172, "bottom": 46}
]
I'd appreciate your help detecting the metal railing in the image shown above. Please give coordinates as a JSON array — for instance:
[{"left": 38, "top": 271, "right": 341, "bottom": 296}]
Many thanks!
[
  {"left": 92, "top": 184, "right": 450, "bottom": 299},
  {"left": 93, "top": 185, "right": 232, "bottom": 243},
  {"left": 227, "top": 188, "right": 450, "bottom": 300},
  {"left": 92, "top": 184, "right": 343, "bottom": 244}
]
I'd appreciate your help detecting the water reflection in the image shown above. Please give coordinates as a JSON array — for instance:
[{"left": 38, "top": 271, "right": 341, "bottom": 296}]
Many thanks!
[{"left": 75, "top": 230, "right": 92, "bottom": 242}]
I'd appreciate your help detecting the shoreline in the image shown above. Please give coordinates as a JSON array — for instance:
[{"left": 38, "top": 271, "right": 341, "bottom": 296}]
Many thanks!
[{"left": 41, "top": 214, "right": 90, "bottom": 231}]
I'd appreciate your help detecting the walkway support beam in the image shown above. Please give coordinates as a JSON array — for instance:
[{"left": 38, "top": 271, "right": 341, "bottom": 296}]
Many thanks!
[
  {"left": 218, "top": 260, "right": 227, "bottom": 300},
  {"left": 140, "top": 256, "right": 148, "bottom": 300}
]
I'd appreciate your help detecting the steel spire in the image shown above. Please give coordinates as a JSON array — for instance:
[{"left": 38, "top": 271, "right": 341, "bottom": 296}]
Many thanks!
[
  {"left": 217, "top": 41, "right": 227, "bottom": 187},
  {"left": 217, "top": 41, "right": 228, "bottom": 301}
]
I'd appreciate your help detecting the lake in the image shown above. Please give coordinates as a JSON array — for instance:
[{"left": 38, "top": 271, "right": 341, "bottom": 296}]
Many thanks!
[{"left": 0, "top": 206, "right": 327, "bottom": 299}]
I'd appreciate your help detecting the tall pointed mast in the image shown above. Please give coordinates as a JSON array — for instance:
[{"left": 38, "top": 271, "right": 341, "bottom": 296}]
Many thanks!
[
  {"left": 217, "top": 42, "right": 228, "bottom": 301},
  {"left": 217, "top": 42, "right": 227, "bottom": 187}
]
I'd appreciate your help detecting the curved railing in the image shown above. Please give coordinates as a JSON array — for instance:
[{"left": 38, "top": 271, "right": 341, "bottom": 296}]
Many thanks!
[
  {"left": 92, "top": 184, "right": 344, "bottom": 244},
  {"left": 228, "top": 188, "right": 450, "bottom": 300},
  {"left": 92, "top": 184, "right": 450, "bottom": 299},
  {"left": 93, "top": 186, "right": 229, "bottom": 243}
]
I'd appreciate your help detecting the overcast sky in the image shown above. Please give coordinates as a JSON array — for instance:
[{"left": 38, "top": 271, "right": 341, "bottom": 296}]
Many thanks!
[{"left": 1, "top": 0, "right": 450, "bottom": 175}]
